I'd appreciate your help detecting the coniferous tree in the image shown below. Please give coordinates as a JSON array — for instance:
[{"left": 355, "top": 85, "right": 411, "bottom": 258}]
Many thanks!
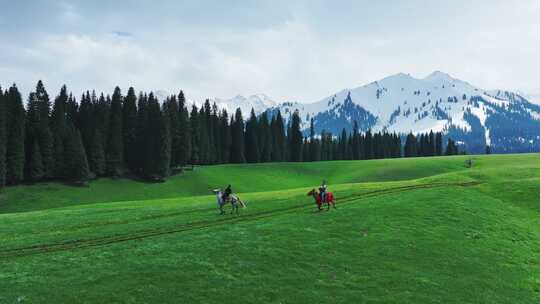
[
  {"left": 0, "top": 88, "right": 7, "bottom": 188},
  {"left": 6, "top": 85, "right": 26, "bottom": 184},
  {"left": 308, "top": 118, "right": 321, "bottom": 161},
  {"left": 271, "top": 111, "right": 287, "bottom": 162},
  {"left": 27, "top": 138, "right": 44, "bottom": 181},
  {"left": 50, "top": 85, "right": 69, "bottom": 178},
  {"left": 352, "top": 121, "right": 360, "bottom": 160},
  {"left": 135, "top": 93, "right": 149, "bottom": 173},
  {"left": 446, "top": 138, "right": 458, "bottom": 155},
  {"left": 89, "top": 129, "right": 106, "bottom": 176},
  {"left": 66, "top": 93, "right": 78, "bottom": 127},
  {"left": 190, "top": 105, "right": 201, "bottom": 165},
  {"left": 106, "top": 87, "right": 124, "bottom": 176},
  {"left": 230, "top": 108, "right": 245, "bottom": 163},
  {"left": 79, "top": 91, "right": 93, "bottom": 159},
  {"left": 302, "top": 137, "right": 310, "bottom": 162},
  {"left": 288, "top": 111, "right": 303, "bottom": 162},
  {"left": 428, "top": 130, "right": 435, "bottom": 156},
  {"left": 198, "top": 107, "right": 209, "bottom": 164},
  {"left": 35, "top": 81, "right": 54, "bottom": 178},
  {"left": 435, "top": 132, "right": 443, "bottom": 156},
  {"left": 177, "top": 92, "right": 191, "bottom": 166},
  {"left": 338, "top": 128, "right": 348, "bottom": 160},
  {"left": 404, "top": 133, "right": 417, "bottom": 157},
  {"left": 64, "top": 124, "right": 89, "bottom": 182},
  {"left": 140, "top": 93, "right": 161, "bottom": 176},
  {"left": 219, "top": 110, "right": 231, "bottom": 164},
  {"left": 245, "top": 108, "right": 260, "bottom": 163},
  {"left": 364, "top": 130, "right": 373, "bottom": 159},
  {"left": 258, "top": 112, "right": 272, "bottom": 162},
  {"left": 25, "top": 92, "right": 41, "bottom": 180},
  {"left": 157, "top": 104, "right": 171, "bottom": 179},
  {"left": 163, "top": 95, "right": 179, "bottom": 167},
  {"left": 123, "top": 87, "right": 138, "bottom": 172}
]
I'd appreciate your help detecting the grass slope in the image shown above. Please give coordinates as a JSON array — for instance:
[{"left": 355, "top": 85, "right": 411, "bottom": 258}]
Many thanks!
[
  {"left": 0, "top": 156, "right": 465, "bottom": 214},
  {"left": 0, "top": 154, "right": 539, "bottom": 303}
]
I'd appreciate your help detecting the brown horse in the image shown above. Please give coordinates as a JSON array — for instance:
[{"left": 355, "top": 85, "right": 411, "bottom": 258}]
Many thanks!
[{"left": 307, "top": 189, "right": 336, "bottom": 211}]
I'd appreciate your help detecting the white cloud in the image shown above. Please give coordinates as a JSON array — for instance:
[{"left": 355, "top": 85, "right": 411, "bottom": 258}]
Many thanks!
[{"left": 1, "top": 1, "right": 539, "bottom": 104}]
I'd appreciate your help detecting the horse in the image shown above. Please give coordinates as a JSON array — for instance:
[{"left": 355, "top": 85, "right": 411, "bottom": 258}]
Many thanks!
[
  {"left": 307, "top": 189, "right": 336, "bottom": 211},
  {"left": 213, "top": 189, "right": 246, "bottom": 215}
]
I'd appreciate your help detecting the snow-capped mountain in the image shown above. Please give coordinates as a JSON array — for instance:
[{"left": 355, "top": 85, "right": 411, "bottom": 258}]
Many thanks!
[
  {"left": 524, "top": 93, "right": 540, "bottom": 105},
  {"left": 154, "top": 90, "right": 276, "bottom": 115},
  {"left": 210, "top": 94, "right": 277, "bottom": 115},
  {"left": 270, "top": 71, "right": 540, "bottom": 154}
]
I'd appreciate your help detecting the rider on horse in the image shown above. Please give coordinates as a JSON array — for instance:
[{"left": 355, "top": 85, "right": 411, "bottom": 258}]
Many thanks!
[
  {"left": 222, "top": 184, "right": 232, "bottom": 202},
  {"left": 319, "top": 181, "right": 327, "bottom": 203}
]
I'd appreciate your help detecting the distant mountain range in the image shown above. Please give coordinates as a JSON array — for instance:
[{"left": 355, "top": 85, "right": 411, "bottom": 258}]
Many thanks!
[
  {"left": 158, "top": 71, "right": 540, "bottom": 154},
  {"left": 266, "top": 71, "right": 540, "bottom": 154}
]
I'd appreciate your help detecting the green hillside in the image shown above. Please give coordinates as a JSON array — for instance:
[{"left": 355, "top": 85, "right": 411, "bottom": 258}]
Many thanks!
[{"left": 1, "top": 154, "right": 539, "bottom": 303}]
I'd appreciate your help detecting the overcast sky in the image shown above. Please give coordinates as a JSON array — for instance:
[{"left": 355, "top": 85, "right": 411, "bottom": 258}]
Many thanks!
[{"left": 1, "top": 0, "right": 539, "bottom": 103}]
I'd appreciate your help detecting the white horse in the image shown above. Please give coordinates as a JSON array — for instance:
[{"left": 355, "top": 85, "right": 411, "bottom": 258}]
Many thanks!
[{"left": 213, "top": 189, "right": 246, "bottom": 215}]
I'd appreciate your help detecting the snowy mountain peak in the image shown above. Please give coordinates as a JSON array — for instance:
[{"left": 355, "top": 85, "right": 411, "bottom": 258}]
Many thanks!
[
  {"left": 210, "top": 94, "right": 277, "bottom": 115},
  {"left": 424, "top": 70, "right": 453, "bottom": 81},
  {"left": 270, "top": 70, "right": 540, "bottom": 153}
]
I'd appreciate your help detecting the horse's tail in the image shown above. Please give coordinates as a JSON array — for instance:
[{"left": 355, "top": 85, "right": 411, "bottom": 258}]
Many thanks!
[{"left": 238, "top": 197, "right": 247, "bottom": 208}]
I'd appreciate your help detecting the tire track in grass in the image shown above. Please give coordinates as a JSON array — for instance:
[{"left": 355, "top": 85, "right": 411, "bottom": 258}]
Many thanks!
[{"left": 0, "top": 181, "right": 480, "bottom": 258}]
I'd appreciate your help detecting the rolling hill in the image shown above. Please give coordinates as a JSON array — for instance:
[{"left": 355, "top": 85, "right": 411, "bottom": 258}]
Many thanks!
[{"left": 1, "top": 154, "right": 539, "bottom": 303}]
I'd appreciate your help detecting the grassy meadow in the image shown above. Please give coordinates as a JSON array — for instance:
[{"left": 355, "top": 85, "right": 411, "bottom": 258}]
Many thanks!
[{"left": 0, "top": 154, "right": 539, "bottom": 303}]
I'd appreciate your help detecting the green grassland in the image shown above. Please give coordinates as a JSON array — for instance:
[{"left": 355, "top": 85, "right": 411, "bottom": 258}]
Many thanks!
[{"left": 0, "top": 154, "right": 539, "bottom": 303}]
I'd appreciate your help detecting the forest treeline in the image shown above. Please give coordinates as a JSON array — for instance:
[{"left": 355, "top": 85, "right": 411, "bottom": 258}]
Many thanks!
[{"left": 0, "top": 82, "right": 462, "bottom": 187}]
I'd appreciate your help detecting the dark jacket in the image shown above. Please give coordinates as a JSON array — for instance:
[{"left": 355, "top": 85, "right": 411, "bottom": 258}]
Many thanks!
[{"left": 224, "top": 186, "right": 232, "bottom": 197}]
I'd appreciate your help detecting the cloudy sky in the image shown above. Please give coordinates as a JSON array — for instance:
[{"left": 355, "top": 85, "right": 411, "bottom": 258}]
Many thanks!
[{"left": 1, "top": 0, "right": 539, "bottom": 103}]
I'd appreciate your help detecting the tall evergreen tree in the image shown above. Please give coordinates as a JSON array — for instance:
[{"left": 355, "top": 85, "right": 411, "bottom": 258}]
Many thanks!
[
  {"left": 271, "top": 111, "right": 287, "bottom": 162},
  {"left": 24, "top": 92, "right": 43, "bottom": 181},
  {"left": 0, "top": 88, "right": 7, "bottom": 188},
  {"left": 27, "top": 138, "right": 44, "bottom": 181},
  {"left": 245, "top": 108, "right": 260, "bottom": 163},
  {"left": 106, "top": 87, "right": 124, "bottom": 176},
  {"left": 164, "top": 95, "right": 180, "bottom": 167},
  {"left": 66, "top": 93, "right": 79, "bottom": 127},
  {"left": 123, "top": 87, "right": 138, "bottom": 172},
  {"left": 352, "top": 121, "right": 360, "bottom": 160},
  {"left": 64, "top": 124, "right": 90, "bottom": 182},
  {"left": 288, "top": 111, "right": 303, "bottom": 162},
  {"left": 35, "top": 81, "right": 53, "bottom": 178},
  {"left": 338, "top": 128, "right": 348, "bottom": 160},
  {"left": 445, "top": 138, "right": 458, "bottom": 156},
  {"left": 134, "top": 93, "right": 149, "bottom": 173},
  {"left": 435, "top": 132, "right": 443, "bottom": 156},
  {"left": 364, "top": 130, "right": 373, "bottom": 159},
  {"left": 230, "top": 108, "right": 245, "bottom": 163},
  {"left": 308, "top": 118, "right": 321, "bottom": 161},
  {"left": 5, "top": 85, "right": 26, "bottom": 184},
  {"left": 219, "top": 110, "right": 231, "bottom": 163},
  {"left": 89, "top": 129, "right": 106, "bottom": 176},
  {"left": 50, "top": 85, "right": 69, "bottom": 178},
  {"left": 78, "top": 92, "right": 93, "bottom": 159},
  {"left": 190, "top": 105, "right": 201, "bottom": 165},
  {"left": 404, "top": 133, "right": 417, "bottom": 157},
  {"left": 258, "top": 112, "right": 272, "bottom": 163},
  {"left": 177, "top": 92, "right": 191, "bottom": 166},
  {"left": 157, "top": 104, "right": 172, "bottom": 179},
  {"left": 428, "top": 130, "right": 435, "bottom": 156}
]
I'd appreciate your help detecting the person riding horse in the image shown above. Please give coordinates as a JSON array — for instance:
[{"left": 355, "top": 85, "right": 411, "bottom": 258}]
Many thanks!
[
  {"left": 222, "top": 184, "right": 232, "bottom": 202},
  {"left": 214, "top": 186, "right": 246, "bottom": 215},
  {"left": 319, "top": 181, "right": 327, "bottom": 203}
]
